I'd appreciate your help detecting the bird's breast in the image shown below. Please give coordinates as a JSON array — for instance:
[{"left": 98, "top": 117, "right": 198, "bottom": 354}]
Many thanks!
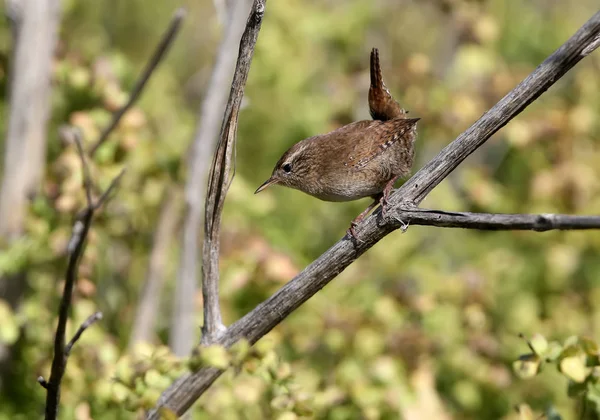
[{"left": 302, "top": 167, "right": 388, "bottom": 202}]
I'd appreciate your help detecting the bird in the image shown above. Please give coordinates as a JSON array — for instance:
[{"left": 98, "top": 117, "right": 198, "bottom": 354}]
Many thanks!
[{"left": 255, "top": 48, "right": 419, "bottom": 239}]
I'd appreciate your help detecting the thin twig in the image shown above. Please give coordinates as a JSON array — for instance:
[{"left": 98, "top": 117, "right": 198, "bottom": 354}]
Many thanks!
[
  {"left": 88, "top": 8, "right": 187, "bottom": 156},
  {"left": 93, "top": 168, "right": 127, "bottom": 210},
  {"left": 61, "top": 127, "right": 93, "bottom": 206},
  {"left": 147, "top": 9, "right": 600, "bottom": 418},
  {"left": 200, "top": 0, "right": 261, "bottom": 346},
  {"left": 37, "top": 376, "right": 48, "bottom": 389},
  {"left": 65, "top": 312, "right": 103, "bottom": 356}
]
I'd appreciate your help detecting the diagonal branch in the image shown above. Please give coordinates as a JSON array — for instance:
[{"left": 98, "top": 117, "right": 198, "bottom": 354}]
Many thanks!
[
  {"left": 147, "top": 9, "right": 600, "bottom": 419},
  {"left": 200, "top": 0, "right": 264, "bottom": 345},
  {"left": 65, "top": 312, "right": 103, "bottom": 356},
  {"left": 88, "top": 8, "right": 186, "bottom": 157}
]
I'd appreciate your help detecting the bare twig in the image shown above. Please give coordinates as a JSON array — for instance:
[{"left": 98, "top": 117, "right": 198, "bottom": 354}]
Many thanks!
[
  {"left": 93, "top": 168, "right": 127, "bottom": 210},
  {"left": 147, "top": 9, "right": 600, "bottom": 418},
  {"left": 37, "top": 376, "right": 48, "bottom": 389},
  {"left": 65, "top": 312, "right": 103, "bottom": 356},
  {"left": 62, "top": 127, "right": 93, "bottom": 206},
  {"left": 88, "top": 8, "right": 187, "bottom": 156},
  {"left": 43, "top": 128, "right": 126, "bottom": 420},
  {"left": 171, "top": 0, "right": 252, "bottom": 355}
]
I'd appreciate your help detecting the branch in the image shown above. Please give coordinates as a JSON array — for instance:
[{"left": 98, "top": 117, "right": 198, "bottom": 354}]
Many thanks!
[
  {"left": 88, "top": 8, "right": 186, "bottom": 156},
  {"left": 201, "top": 0, "right": 260, "bottom": 345},
  {"left": 130, "top": 189, "right": 182, "bottom": 348},
  {"left": 387, "top": 209, "right": 600, "bottom": 232},
  {"left": 66, "top": 127, "right": 93, "bottom": 206},
  {"left": 171, "top": 0, "right": 252, "bottom": 355},
  {"left": 147, "top": 10, "right": 600, "bottom": 417},
  {"left": 43, "top": 127, "right": 126, "bottom": 420},
  {"left": 65, "top": 312, "right": 103, "bottom": 356}
]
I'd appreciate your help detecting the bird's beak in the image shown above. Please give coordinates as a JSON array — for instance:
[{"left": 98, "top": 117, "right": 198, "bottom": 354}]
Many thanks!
[{"left": 255, "top": 177, "right": 278, "bottom": 194}]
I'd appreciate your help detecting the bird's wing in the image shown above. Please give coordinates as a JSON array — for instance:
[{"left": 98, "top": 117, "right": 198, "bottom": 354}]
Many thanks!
[{"left": 348, "top": 117, "right": 420, "bottom": 169}]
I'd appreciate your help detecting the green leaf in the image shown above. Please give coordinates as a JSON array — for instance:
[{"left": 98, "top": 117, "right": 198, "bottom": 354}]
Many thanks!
[
  {"left": 529, "top": 333, "right": 548, "bottom": 355},
  {"left": 567, "top": 380, "right": 587, "bottom": 397},
  {"left": 515, "top": 403, "right": 535, "bottom": 420},
  {"left": 560, "top": 355, "right": 588, "bottom": 383},
  {"left": 229, "top": 338, "right": 251, "bottom": 366},
  {"left": 513, "top": 354, "right": 541, "bottom": 379},
  {"left": 545, "top": 342, "right": 564, "bottom": 362},
  {"left": 199, "top": 345, "right": 231, "bottom": 370}
]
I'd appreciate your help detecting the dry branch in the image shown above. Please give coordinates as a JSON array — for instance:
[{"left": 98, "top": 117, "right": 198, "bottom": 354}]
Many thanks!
[
  {"left": 201, "top": 0, "right": 259, "bottom": 345},
  {"left": 42, "top": 129, "right": 124, "bottom": 420},
  {"left": 387, "top": 209, "right": 600, "bottom": 232},
  {"left": 171, "top": 0, "right": 252, "bottom": 354},
  {"left": 148, "top": 9, "right": 600, "bottom": 417},
  {"left": 89, "top": 8, "right": 186, "bottom": 156}
]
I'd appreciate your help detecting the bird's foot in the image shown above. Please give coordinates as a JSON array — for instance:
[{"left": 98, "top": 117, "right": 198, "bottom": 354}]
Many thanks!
[
  {"left": 346, "top": 222, "right": 362, "bottom": 242},
  {"left": 379, "top": 191, "right": 392, "bottom": 217}
]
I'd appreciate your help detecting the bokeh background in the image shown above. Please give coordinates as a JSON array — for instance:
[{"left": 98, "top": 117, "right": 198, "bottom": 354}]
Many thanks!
[{"left": 0, "top": 0, "right": 599, "bottom": 419}]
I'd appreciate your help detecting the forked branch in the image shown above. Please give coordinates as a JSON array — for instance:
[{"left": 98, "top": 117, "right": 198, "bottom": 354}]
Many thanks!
[
  {"left": 41, "top": 129, "right": 125, "bottom": 420},
  {"left": 147, "top": 9, "right": 600, "bottom": 418},
  {"left": 200, "top": 0, "right": 264, "bottom": 345}
]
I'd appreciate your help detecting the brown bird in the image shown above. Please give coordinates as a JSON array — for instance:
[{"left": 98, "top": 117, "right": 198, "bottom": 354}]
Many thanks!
[{"left": 255, "top": 48, "right": 419, "bottom": 239}]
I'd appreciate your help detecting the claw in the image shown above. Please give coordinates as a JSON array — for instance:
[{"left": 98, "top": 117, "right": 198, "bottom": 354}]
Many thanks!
[{"left": 346, "top": 224, "right": 362, "bottom": 242}]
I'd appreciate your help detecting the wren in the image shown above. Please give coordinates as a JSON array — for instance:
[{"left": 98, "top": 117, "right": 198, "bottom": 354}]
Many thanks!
[{"left": 255, "top": 48, "right": 419, "bottom": 239}]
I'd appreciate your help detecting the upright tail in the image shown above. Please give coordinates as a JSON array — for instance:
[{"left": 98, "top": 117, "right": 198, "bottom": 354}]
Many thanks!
[{"left": 368, "top": 48, "right": 406, "bottom": 121}]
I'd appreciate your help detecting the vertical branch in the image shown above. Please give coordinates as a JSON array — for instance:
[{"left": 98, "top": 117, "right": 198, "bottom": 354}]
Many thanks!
[
  {"left": 0, "top": 0, "right": 61, "bottom": 383},
  {"left": 0, "top": 0, "right": 60, "bottom": 279},
  {"left": 129, "top": 188, "right": 182, "bottom": 348},
  {"left": 170, "top": 0, "right": 252, "bottom": 353},
  {"left": 200, "top": 0, "right": 266, "bottom": 345}
]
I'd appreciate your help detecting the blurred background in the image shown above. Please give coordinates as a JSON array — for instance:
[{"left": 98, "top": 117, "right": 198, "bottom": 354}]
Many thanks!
[{"left": 0, "top": 0, "right": 599, "bottom": 419}]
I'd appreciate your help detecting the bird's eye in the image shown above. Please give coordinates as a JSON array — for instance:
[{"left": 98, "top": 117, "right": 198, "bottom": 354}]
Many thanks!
[{"left": 282, "top": 163, "right": 292, "bottom": 173}]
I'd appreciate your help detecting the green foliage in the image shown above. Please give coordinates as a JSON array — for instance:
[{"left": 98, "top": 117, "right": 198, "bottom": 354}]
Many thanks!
[
  {"left": 0, "top": 0, "right": 599, "bottom": 419},
  {"left": 515, "top": 334, "right": 600, "bottom": 418}
]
